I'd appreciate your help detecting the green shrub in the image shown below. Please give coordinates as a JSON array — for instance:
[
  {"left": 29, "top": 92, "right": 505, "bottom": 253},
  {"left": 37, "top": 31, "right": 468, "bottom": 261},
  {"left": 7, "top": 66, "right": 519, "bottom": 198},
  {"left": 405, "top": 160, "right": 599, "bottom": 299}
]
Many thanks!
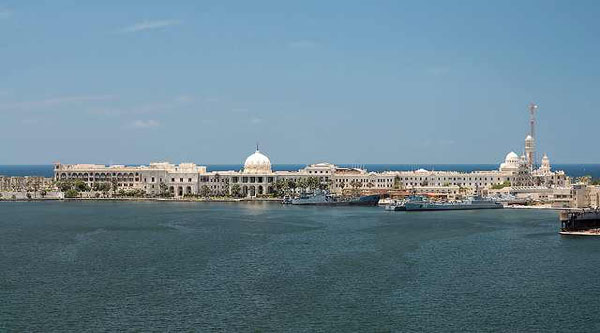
[
  {"left": 491, "top": 181, "right": 511, "bottom": 190},
  {"left": 65, "top": 189, "right": 79, "bottom": 198}
]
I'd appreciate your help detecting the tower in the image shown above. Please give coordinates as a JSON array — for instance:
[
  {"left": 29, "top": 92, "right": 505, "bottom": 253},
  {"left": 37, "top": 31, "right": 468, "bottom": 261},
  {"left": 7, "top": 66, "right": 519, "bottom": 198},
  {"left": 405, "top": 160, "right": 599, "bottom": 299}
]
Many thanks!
[{"left": 525, "top": 103, "right": 537, "bottom": 170}]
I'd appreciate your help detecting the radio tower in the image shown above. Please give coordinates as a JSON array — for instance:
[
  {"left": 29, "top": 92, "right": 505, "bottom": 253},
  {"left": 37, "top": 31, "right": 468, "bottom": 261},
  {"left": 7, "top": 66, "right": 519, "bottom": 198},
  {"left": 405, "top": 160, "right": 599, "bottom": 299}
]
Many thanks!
[{"left": 525, "top": 103, "right": 538, "bottom": 170}]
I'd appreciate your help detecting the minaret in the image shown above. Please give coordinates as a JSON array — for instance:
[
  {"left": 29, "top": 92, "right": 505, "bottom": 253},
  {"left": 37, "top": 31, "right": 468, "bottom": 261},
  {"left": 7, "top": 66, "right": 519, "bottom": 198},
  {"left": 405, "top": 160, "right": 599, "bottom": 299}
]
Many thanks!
[{"left": 525, "top": 103, "right": 537, "bottom": 170}]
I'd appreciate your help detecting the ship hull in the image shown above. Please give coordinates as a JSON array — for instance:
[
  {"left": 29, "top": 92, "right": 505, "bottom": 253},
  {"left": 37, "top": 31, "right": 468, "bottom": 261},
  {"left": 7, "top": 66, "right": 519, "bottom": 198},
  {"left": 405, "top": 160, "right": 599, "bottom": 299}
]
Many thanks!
[
  {"left": 405, "top": 203, "right": 503, "bottom": 211},
  {"left": 291, "top": 194, "right": 381, "bottom": 206},
  {"left": 560, "top": 211, "right": 600, "bottom": 232}
]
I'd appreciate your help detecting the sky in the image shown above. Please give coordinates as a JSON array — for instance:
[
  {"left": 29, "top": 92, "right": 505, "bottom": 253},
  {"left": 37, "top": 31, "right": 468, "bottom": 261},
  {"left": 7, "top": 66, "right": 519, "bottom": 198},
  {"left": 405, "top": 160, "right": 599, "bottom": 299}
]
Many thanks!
[{"left": 1, "top": 0, "right": 599, "bottom": 165}]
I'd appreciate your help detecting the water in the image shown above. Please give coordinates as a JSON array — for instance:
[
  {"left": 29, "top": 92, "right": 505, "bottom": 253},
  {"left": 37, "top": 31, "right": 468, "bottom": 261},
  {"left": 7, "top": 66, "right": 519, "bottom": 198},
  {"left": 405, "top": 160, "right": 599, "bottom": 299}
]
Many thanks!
[
  {"left": 1, "top": 201, "right": 600, "bottom": 331},
  {"left": 2, "top": 164, "right": 600, "bottom": 178}
]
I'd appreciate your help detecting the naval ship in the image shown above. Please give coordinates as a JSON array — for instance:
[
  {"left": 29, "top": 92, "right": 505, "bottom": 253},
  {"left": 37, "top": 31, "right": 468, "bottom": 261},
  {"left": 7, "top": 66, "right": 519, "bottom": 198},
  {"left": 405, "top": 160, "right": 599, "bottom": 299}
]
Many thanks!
[
  {"left": 288, "top": 190, "right": 381, "bottom": 206},
  {"left": 559, "top": 210, "right": 600, "bottom": 235},
  {"left": 404, "top": 195, "right": 503, "bottom": 211}
]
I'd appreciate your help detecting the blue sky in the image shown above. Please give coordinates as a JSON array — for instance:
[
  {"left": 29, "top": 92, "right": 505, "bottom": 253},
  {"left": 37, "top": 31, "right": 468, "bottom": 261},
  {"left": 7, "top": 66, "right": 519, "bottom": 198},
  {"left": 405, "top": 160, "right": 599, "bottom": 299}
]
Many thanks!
[{"left": 1, "top": 0, "right": 599, "bottom": 164}]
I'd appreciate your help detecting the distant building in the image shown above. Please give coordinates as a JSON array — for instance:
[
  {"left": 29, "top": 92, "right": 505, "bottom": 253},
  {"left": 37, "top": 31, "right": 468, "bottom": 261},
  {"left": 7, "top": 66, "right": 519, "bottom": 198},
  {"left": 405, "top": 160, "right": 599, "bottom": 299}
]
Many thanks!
[
  {"left": 52, "top": 105, "right": 571, "bottom": 198},
  {"left": 54, "top": 145, "right": 568, "bottom": 198}
]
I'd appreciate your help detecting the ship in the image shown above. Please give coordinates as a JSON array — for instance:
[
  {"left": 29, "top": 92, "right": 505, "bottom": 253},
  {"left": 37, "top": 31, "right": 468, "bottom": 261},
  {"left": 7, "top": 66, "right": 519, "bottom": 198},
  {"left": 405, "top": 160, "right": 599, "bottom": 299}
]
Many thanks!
[
  {"left": 289, "top": 190, "right": 380, "bottom": 206},
  {"left": 559, "top": 210, "right": 600, "bottom": 235},
  {"left": 404, "top": 195, "right": 503, "bottom": 211},
  {"left": 290, "top": 191, "right": 337, "bottom": 205},
  {"left": 384, "top": 200, "right": 406, "bottom": 211},
  {"left": 383, "top": 196, "right": 426, "bottom": 211}
]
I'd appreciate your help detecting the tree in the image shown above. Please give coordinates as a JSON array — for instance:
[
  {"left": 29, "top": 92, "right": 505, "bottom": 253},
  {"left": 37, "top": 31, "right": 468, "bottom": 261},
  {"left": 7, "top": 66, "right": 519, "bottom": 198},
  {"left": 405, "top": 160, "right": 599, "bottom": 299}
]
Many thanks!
[
  {"left": 93, "top": 182, "right": 111, "bottom": 192},
  {"left": 349, "top": 180, "right": 362, "bottom": 196},
  {"left": 274, "top": 179, "right": 289, "bottom": 197},
  {"left": 287, "top": 179, "right": 297, "bottom": 191},
  {"left": 350, "top": 180, "right": 362, "bottom": 190},
  {"left": 158, "top": 183, "right": 171, "bottom": 198},
  {"left": 40, "top": 190, "right": 47, "bottom": 198},
  {"left": 111, "top": 179, "right": 119, "bottom": 192},
  {"left": 320, "top": 179, "right": 332, "bottom": 190},
  {"left": 32, "top": 182, "right": 40, "bottom": 198},
  {"left": 491, "top": 181, "right": 511, "bottom": 190},
  {"left": 26, "top": 193, "right": 32, "bottom": 200},
  {"left": 56, "top": 180, "right": 73, "bottom": 192},
  {"left": 576, "top": 175, "right": 592, "bottom": 185},
  {"left": 296, "top": 178, "right": 308, "bottom": 192},
  {"left": 307, "top": 177, "right": 321, "bottom": 190},
  {"left": 230, "top": 184, "right": 241, "bottom": 197},
  {"left": 65, "top": 189, "right": 79, "bottom": 198},
  {"left": 393, "top": 175, "right": 402, "bottom": 189},
  {"left": 200, "top": 185, "right": 210, "bottom": 197},
  {"left": 74, "top": 180, "right": 89, "bottom": 192}
]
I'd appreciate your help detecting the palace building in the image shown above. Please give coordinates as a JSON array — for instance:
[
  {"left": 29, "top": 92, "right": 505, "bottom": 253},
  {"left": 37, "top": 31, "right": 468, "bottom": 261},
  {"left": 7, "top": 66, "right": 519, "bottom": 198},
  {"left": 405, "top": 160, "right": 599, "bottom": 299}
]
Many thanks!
[
  {"left": 53, "top": 104, "right": 568, "bottom": 197},
  {"left": 54, "top": 143, "right": 568, "bottom": 198}
]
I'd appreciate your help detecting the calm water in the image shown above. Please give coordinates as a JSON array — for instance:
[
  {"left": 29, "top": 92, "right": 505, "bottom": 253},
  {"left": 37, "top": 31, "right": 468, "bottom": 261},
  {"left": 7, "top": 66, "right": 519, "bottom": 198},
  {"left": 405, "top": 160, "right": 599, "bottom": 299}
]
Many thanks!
[
  {"left": 1, "top": 202, "right": 600, "bottom": 332},
  {"left": 2, "top": 163, "right": 600, "bottom": 178}
]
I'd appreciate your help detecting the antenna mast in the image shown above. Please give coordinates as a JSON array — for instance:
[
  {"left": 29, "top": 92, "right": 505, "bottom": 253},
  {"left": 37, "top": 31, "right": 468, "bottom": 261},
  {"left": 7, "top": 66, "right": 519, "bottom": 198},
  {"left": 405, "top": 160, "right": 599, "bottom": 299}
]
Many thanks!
[
  {"left": 526, "top": 103, "right": 538, "bottom": 169},
  {"left": 529, "top": 103, "right": 537, "bottom": 139}
]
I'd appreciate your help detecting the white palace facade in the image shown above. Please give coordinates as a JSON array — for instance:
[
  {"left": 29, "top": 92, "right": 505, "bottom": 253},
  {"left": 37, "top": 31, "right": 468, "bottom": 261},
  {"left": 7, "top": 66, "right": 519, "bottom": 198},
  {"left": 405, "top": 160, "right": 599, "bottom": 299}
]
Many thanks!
[{"left": 54, "top": 144, "right": 568, "bottom": 198}]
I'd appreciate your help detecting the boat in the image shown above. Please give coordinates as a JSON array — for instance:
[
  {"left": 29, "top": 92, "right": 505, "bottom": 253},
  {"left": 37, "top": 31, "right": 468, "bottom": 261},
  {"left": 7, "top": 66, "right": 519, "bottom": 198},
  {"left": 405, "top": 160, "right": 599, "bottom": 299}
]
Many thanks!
[
  {"left": 290, "top": 191, "right": 337, "bottom": 205},
  {"left": 488, "top": 193, "right": 529, "bottom": 205},
  {"left": 347, "top": 194, "right": 381, "bottom": 206},
  {"left": 383, "top": 196, "right": 426, "bottom": 211},
  {"left": 384, "top": 200, "right": 406, "bottom": 211},
  {"left": 378, "top": 197, "right": 395, "bottom": 206},
  {"left": 559, "top": 210, "right": 600, "bottom": 235},
  {"left": 404, "top": 195, "right": 503, "bottom": 211},
  {"left": 289, "top": 190, "right": 381, "bottom": 206}
]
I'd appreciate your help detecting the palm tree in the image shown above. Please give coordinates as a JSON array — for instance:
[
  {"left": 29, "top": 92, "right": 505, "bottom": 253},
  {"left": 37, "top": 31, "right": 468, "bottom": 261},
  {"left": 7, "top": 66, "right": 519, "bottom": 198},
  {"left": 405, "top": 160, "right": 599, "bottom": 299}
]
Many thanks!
[
  {"left": 230, "top": 184, "right": 241, "bottom": 197},
  {"left": 200, "top": 185, "right": 210, "bottom": 197}
]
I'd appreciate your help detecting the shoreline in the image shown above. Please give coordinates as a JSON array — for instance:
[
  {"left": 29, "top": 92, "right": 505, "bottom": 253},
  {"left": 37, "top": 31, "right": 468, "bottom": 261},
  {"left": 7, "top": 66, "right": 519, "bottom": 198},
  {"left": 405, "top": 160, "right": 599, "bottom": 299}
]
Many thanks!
[{"left": 0, "top": 197, "right": 284, "bottom": 203}]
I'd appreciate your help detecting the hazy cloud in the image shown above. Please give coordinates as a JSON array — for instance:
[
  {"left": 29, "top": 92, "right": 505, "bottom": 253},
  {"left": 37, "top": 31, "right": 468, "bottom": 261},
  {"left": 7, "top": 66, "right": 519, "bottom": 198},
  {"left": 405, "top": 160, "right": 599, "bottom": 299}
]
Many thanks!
[
  {"left": 0, "top": 7, "right": 11, "bottom": 19},
  {"left": 426, "top": 66, "right": 451, "bottom": 76},
  {"left": 132, "top": 119, "right": 160, "bottom": 128},
  {"left": 0, "top": 95, "right": 115, "bottom": 111},
  {"left": 120, "top": 20, "right": 181, "bottom": 33},
  {"left": 288, "top": 40, "right": 318, "bottom": 49}
]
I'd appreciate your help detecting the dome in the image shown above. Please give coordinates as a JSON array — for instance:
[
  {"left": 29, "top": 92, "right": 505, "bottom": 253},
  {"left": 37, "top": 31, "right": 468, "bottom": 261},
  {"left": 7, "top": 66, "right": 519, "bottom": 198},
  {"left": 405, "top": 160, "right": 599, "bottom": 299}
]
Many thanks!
[
  {"left": 505, "top": 152, "right": 519, "bottom": 162},
  {"left": 540, "top": 153, "right": 551, "bottom": 171},
  {"left": 525, "top": 135, "right": 534, "bottom": 142},
  {"left": 243, "top": 149, "right": 272, "bottom": 174},
  {"left": 499, "top": 151, "right": 520, "bottom": 172}
]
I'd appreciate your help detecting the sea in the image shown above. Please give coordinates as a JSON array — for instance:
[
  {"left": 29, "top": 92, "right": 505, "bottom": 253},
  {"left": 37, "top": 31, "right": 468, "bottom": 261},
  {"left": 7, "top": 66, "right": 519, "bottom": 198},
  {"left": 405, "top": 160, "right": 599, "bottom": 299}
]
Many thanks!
[
  {"left": 1, "top": 164, "right": 600, "bottom": 178},
  {"left": 1, "top": 201, "right": 600, "bottom": 331}
]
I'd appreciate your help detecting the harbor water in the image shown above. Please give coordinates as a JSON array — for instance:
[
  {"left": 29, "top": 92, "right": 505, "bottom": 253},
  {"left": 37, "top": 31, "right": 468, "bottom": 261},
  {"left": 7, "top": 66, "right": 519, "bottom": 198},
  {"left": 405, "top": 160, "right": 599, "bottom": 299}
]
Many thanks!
[{"left": 1, "top": 201, "right": 600, "bottom": 331}]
